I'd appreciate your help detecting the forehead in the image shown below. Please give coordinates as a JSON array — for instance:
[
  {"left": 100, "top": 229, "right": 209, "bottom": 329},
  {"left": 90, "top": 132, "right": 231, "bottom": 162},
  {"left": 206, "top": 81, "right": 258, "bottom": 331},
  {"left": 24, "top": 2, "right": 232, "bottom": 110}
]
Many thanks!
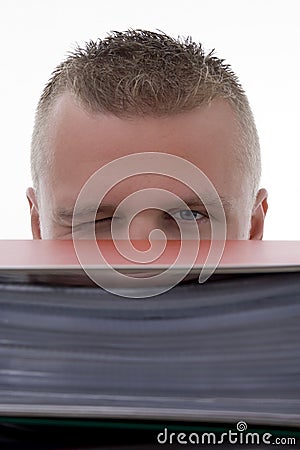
[{"left": 39, "top": 93, "right": 247, "bottom": 214}]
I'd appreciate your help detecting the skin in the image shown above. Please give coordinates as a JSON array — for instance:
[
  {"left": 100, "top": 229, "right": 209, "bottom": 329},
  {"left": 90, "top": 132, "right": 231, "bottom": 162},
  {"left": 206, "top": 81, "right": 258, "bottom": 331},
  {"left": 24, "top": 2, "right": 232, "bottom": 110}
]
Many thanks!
[{"left": 26, "top": 93, "right": 268, "bottom": 241}]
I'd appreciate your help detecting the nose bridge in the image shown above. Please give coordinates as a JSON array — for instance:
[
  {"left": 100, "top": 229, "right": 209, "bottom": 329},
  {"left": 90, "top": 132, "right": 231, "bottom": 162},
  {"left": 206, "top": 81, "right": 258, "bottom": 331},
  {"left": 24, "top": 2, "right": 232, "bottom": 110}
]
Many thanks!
[{"left": 129, "top": 209, "right": 162, "bottom": 240}]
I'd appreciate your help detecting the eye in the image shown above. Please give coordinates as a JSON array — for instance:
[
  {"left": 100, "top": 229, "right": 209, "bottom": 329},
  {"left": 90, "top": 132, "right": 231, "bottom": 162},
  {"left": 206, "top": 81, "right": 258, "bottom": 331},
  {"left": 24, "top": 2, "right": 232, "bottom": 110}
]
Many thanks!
[
  {"left": 95, "top": 217, "right": 113, "bottom": 224},
  {"left": 170, "top": 210, "right": 207, "bottom": 221}
]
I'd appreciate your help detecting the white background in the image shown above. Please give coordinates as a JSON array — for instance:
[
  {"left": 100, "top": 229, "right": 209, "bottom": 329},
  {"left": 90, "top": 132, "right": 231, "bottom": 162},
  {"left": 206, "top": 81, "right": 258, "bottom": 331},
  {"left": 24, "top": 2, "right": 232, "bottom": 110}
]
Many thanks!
[{"left": 1, "top": 0, "right": 299, "bottom": 239}]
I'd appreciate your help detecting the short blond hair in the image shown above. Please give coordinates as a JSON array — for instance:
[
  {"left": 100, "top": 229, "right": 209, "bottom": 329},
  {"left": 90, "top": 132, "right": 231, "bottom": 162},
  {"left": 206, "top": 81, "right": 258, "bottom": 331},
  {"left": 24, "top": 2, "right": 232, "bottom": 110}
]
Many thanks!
[{"left": 31, "top": 29, "right": 261, "bottom": 204}]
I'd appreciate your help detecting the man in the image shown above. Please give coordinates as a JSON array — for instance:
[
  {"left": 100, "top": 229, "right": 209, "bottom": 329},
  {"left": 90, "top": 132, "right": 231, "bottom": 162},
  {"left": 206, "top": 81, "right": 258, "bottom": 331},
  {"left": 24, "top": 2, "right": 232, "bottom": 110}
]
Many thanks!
[{"left": 26, "top": 29, "right": 268, "bottom": 242}]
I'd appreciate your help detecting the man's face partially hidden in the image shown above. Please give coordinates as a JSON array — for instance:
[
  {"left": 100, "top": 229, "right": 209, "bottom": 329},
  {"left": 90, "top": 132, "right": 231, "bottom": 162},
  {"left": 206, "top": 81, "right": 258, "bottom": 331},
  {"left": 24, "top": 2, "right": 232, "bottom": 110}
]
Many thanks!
[{"left": 26, "top": 93, "right": 268, "bottom": 241}]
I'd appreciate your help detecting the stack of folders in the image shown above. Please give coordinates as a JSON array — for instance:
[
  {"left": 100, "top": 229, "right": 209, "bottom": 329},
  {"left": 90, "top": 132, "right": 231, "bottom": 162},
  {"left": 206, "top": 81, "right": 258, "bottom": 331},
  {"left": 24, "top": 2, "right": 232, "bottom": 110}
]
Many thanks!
[{"left": 0, "top": 240, "right": 299, "bottom": 449}]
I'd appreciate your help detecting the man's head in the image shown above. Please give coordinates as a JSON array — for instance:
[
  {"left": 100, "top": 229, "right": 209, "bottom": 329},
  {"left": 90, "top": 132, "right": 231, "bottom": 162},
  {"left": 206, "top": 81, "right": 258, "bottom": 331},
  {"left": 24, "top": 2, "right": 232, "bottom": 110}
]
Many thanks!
[{"left": 27, "top": 29, "right": 268, "bottom": 241}]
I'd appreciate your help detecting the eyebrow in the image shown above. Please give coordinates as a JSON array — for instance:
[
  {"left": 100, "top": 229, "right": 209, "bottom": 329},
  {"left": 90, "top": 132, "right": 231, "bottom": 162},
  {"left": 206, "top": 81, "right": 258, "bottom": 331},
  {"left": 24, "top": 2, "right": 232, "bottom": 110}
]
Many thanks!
[{"left": 53, "top": 195, "right": 234, "bottom": 223}]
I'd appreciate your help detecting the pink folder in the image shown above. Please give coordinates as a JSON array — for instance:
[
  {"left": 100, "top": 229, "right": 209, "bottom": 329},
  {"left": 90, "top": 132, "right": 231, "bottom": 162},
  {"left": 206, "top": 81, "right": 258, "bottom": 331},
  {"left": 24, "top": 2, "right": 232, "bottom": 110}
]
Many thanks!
[{"left": 0, "top": 240, "right": 299, "bottom": 273}]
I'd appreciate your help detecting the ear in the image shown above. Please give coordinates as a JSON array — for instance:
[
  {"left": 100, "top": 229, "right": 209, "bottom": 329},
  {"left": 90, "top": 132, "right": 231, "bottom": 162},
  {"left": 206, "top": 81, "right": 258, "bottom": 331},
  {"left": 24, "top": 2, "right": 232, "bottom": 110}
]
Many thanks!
[
  {"left": 26, "top": 187, "right": 42, "bottom": 239},
  {"left": 249, "top": 188, "right": 268, "bottom": 240}
]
